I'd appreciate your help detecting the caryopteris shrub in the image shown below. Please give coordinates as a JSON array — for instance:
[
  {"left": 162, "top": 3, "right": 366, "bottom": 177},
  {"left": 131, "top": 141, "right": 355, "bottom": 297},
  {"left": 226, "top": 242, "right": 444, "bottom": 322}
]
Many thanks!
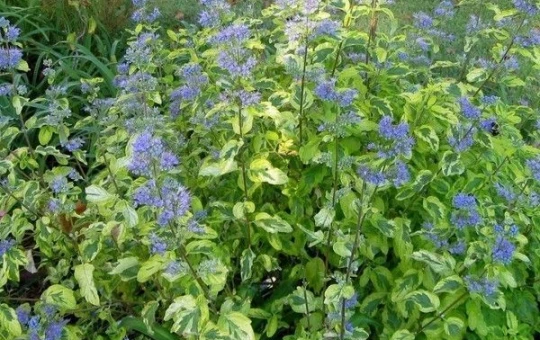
[{"left": 1, "top": 0, "right": 540, "bottom": 339}]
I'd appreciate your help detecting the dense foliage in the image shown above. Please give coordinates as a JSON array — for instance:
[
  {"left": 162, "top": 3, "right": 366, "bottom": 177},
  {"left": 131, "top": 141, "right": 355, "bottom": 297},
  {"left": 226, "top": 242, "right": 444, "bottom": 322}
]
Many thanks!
[{"left": 1, "top": 0, "right": 540, "bottom": 339}]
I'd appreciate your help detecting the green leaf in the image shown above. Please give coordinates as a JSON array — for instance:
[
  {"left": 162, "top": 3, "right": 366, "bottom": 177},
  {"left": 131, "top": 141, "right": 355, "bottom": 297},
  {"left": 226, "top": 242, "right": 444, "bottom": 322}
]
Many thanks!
[
  {"left": 119, "top": 316, "right": 179, "bottom": 340},
  {"left": 117, "top": 200, "right": 139, "bottom": 227},
  {"left": 370, "top": 214, "right": 396, "bottom": 237},
  {"left": 249, "top": 159, "right": 288, "bottom": 185},
  {"left": 86, "top": 185, "right": 115, "bottom": 205},
  {"left": 390, "top": 329, "right": 415, "bottom": 340},
  {"left": 199, "top": 157, "right": 238, "bottom": 177},
  {"left": 0, "top": 304, "right": 22, "bottom": 337},
  {"left": 415, "top": 125, "right": 439, "bottom": 151},
  {"left": 360, "top": 292, "right": 386, "bottom": 316},
  {"left": 254, "top": 213, "right": 293, "bottom": 233},
  {"left": 299, "top": 138, "right": 321, "bottom": 163},
  {"left": 305, "top": 257, "right": 325, "bottom": 292},
  {"left": 110, "top": 257, "right": 140, "bottom": 281},
  {"left": 74, "top": 264, "right": 100, "bottom": 306},
  {"left": 333, "top": 241, "right": 351, "bottom": 257},
  {"left": 396, "top": 170, "right": 433, "bottom": 201},
  {"left": 433, "top": 275, "right": 463, "bottom": 294},
  {"left": 430, "top": 105, "right": 459, "bottom": 125},
  {"left": 422, "top": 196, "right": 446, "bottom": 220},
  {"left": 241, "top": 249, "right": 256, "bottom": 282},
  {"left": 137, "top": 256, "right": 166, "bottom": 283},
  {"left": 405, "top": 290, "right": 440, "bottom": 313},
  {"left": 42, "top": 284, "right": 77, "bottom": 310},
  {"left": 142, "top": 301, "right": 159, "bottom": 332},
  {"left": 314, "top": 207, "right": 335, "bottom": 228},
  {"left": 288, "top": 287, "right": 317, "bottom": 313},
  {"left": 165, "top": 295, "right": 205, "bottom": 335},
  {"left": 38, "top": 126, "right": 54, "bottom": 145},
  {"left": 466, "top": 68, "right": 487, "bottom": 82},
  {"left": 79, "top": 239, "right": 101, "bottom": 262},
  {"left": 411, "top": 250, "right": 455, "bottom": 274},
  {"left": 444, "top": 316, "right": 465, "bottom": 337},
  {"left": 441, "top": 151, "right": 465, "bottom": 176},
  {"left": 218, "top": 311, "right": 255, "bottom": 340}
]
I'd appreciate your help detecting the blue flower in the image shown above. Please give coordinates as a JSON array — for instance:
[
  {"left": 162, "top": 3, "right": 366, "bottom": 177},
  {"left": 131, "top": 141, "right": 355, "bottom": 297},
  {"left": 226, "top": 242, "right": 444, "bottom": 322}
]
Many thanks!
[
  {"left": 465, "top": 275, "right": 498, "bottom": 297},
  {"left": 315, "top": 19, "right": 340, "bottom": 37},
  {"left": 512, "top": 0, "right": 538, "bottom": 15},
  {"left": 526, "top": 156, "right": 540, "bottom": 181},
  {"left": 481, "top": 95, "right": 499, "bottom": 105},
  {"left": 44, "top": 319, "right": 68, "bottom": 340},
  {"left": 48, "top": 199, "right": 62, "bottom": 213},
  {"left": 376, "top": 116, "right": 415, "bottom": 158},
  {"left": 453, "top": 193, "right": 476, "bottom": 209},
  {"left": 494, "top": 183, "right": 517, "bottom": 202},
  {"left": 133, "top": 178, "right": 191, "bottom": 226},
  {"left": 28, "top": 315, "right": 40, "bottom": 331},
  {"left": 458, "top": 97, "right": 480, "bottom": 120},
  {"left": 61, "top": 137, "right": 85, "bottom": 152},
  {"left": 50, "top": 176, "right": 68, "bottom": 194},
  {"left": 4, "top": 25, "right": 20, "bottom": 42},
  {"left": 0, "top": 47, "right": 22, "bottom": 70},
  {"left": 449, "top": 241, "right": 466, "bottom": 255},
  {"left": 391, "top": 161, "right": 410, "bottom": 187},
  {"left": 492, "top": 235, "right": 515, "bottom": 265},
  {"left": 15, "top": 305, "right": 30, "bottom": 326},
  {"left": 451, "top": 193, "right": 482, "bottom": 229},
  {"left": 314, "top": 79, "right": 338, "bottom": 102},
  {"left": 413, "top": 12, "right": 433, "bottom": 29},
  {"left": 149, "top": 233, "right": 167, "bottom": 255},
  {"left": 128, "top": 132, "right": 179, "bottom": 177},
  {"left": 434, "top": 1, "right": 455, "bottom": 17},
  {"left": 357, "top": 165, "right": 387, "bottom": 186},
  {"left": 343, "top": 293, "right": 358, "bottom": 309}
]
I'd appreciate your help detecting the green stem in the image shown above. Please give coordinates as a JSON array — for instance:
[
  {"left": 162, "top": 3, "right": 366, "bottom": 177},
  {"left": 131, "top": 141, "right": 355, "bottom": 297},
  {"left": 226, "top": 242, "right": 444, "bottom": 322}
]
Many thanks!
[
  {"left": 302, "top": 280, "right": 312, "bottom": 330},
  {"left": 103, "top": 154, "right": 120, "bottom": 193},
  {"left": 0, "top": 183, "right": 40, "bottom": 217},
  {"left": 298, "top": 22, "right": 310, "bottom": 145},
  {"left": 237, "top": 105, "right": 252, "bottom": 249},
  {"left": 472, "top": 15, "right": 526, "bottom": 98},
  {"left": 364, "top": 0, "right": 379, "bottom": 66}
]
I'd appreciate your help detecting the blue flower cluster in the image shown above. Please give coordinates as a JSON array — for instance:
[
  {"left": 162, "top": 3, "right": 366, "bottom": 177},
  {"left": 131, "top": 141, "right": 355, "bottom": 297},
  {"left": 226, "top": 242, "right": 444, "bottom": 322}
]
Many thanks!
[
  {"left": 314, "top": 78, "right": 357, "bottom": 107},
  {"left": 199, "top": 0, "right": 231, "bottom": 27},
  {"left": 0, "top": 238, "right": 15, "bottom": 257},
  {"left": 131, "top": 0, "right": 161, "bottom": 23},
  {"left": 370, "top": 115, "right": 415, "bottom": 159},
  {"left": 357, "top": 160, "right": 410, "bottom": 188},
  {"left": 513, "top": 0, "right": 538, "bottom": 16},
  {"left": 526, "top": 156, "right": 540, "bottom": 181},
  {"left": 0, "top": 18, "right": 22, "bottom": 70},
  {"left": 464, "top": 275, "right": 498, "bottom": 297},
  {"left": 317, "top": 110, "right": 361, "bottom": 138},
  {"left": 516, "top": 28, "right": 540, "bottom": 48},
  {"left": 61, "top": 137, "right": 85, "bottom": 152},
  {"left": 133, "top": 178, "right": 191, "bottom": 226},
  {"left": 494, "top": 183, "right": 518, "bottom": 202},
  {"left": 149, "top": 233, "right": 167, "bottom": 255},
  {"left": 434, "top": 1, "right": 455, "bottom": 18},
  {"left": 170, "top": 63, "right": 208, "bottom": 116},
  {"left": 210, "top": 24, "right": 257, "bottom": 78},
  {"left": 458, "top": 97, "right": 480, "bottom": 120},
  {"left": 16, "top": 304, "right": 68, "bottom": 340},
  {"left": 451, "top": 193, "right": 482, "bottom": 229},
  {"left": 50, "top": 176, "right": 69, "bottom": 194},
  {"left": 492, "top": 233, "right": 516, "bottom": 265},
  {"left": 127, "top": 131, "right": 179, "bottom": 177}
]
